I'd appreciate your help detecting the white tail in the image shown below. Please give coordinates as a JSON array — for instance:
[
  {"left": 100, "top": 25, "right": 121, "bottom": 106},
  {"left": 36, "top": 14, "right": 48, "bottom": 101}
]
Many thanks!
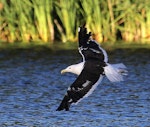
[{"left": 104, "top": 63, "right": 128, "bottom": 82}]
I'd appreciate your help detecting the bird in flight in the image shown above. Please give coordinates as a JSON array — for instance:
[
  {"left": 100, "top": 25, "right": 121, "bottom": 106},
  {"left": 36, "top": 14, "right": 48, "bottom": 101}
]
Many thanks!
[{"left": 56, "top": 25, "right": 127, "bottom": 111}]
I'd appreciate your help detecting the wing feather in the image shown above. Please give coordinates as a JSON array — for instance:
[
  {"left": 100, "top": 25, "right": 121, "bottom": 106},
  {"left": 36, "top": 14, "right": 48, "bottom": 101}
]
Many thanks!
[
  {"left": 56, "top": 61, "right": 104, "bottom": 111},
  {"left": 78, "top": 25, "right": 108, "bottom": 62}
]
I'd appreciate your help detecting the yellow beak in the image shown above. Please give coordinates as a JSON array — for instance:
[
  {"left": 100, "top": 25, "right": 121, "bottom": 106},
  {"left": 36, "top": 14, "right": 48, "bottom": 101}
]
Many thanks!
[{"left": 61, "top": 69, "right": 66, "bottom": 74}]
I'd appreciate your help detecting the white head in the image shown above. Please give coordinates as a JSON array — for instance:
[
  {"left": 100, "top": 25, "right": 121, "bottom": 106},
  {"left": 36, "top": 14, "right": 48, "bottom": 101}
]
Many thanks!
[{"left": 61, "top": 62, "right": 84, "bottom": 75}]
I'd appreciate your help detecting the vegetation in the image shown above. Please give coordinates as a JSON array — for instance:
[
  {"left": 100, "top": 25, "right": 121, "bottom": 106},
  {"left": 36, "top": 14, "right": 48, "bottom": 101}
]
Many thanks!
[{"left": 0, "top": 0, "right": 150, "bottom": 44}]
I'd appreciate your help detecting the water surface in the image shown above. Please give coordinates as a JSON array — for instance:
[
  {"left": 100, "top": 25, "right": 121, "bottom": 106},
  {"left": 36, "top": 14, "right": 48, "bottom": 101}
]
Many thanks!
[{"left": 0, "top": 47, "right": 149, "bottom": 127}]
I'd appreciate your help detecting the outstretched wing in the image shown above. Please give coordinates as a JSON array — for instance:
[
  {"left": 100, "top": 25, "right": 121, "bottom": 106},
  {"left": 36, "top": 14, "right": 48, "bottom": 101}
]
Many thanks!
[
  {"left": 56, "top": 60, "right": 104, "bottom": 111},
  {"left": 78, "top": 25, "right": 108, "bottom": 62}
]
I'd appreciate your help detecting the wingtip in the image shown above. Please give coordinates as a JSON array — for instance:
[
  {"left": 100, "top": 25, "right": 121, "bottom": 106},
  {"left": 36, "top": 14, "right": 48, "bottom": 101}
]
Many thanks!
[
  {"left": 56, "top": 95, "right": 71, "bottom": 111},
  {"left": 56, "top": 104, "right": 70, "bottom": 111},
  {"left": 78, "top": 23, "right": 86, "bottom": 32},
  {"left": 78, "top": 24, "right": 92, "bottom": 47}
]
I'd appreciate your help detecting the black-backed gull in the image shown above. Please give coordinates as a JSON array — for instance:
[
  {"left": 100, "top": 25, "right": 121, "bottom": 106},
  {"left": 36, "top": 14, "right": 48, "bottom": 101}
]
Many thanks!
[{"left": 56, "top": 25, "right": 127, "bottom": 111}]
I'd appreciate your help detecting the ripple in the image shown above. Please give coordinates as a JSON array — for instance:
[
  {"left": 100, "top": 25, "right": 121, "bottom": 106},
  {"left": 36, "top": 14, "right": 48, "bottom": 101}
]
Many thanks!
[{"left": 0, "top": 48, "right": 150, "bottom": 126}]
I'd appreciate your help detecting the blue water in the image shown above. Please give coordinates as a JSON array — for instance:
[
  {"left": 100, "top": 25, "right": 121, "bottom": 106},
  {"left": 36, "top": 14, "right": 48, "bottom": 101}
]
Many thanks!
[{"left": 0, "top": 48, "right": 149, "bottom": 127}]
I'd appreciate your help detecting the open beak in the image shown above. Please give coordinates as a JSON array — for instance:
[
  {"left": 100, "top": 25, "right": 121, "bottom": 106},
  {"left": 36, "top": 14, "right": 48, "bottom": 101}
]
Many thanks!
[{"left": 61, "top": 69, "right": 66, "bottom": 74}]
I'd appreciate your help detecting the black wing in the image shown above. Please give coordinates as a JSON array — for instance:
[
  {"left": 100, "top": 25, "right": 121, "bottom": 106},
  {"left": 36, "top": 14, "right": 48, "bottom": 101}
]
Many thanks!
[
  {"left": 78, "top": 25, "right": 108, "bottom": 62},
  {"left": 56, "top": 60, "right": 104, "bottom": 111},
  {"left": 78, "top": 24, "right": 91, "bottom": 48}
]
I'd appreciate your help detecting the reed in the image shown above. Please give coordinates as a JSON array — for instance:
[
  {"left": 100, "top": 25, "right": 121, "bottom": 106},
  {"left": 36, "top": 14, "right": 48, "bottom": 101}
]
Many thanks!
[
  {"left": 114, "top": 0, "right": 150, "bottom": 43},
  {"left": 0, "top": 0, "right": 54, "bottom": 43},
  {"left": 0, "top": 0, "right": 150, "bottom": 44},
  {"left": 15, "top": 0, "right": 36, "bottom": 42},
  {"left": 54, "top": 0, "right": 78, "bottom": 42},
  {"left": 32, "top": 0, "right": 54, "bottom": 42},
  {"left": 144, "top": 1, "right": 150, "bottom": 42},
  {"left": 80, "top": 0, "right": 103, "bottom": 42},
  {"left": 0, "top": 0, "right": 16, "bottom": 42}
]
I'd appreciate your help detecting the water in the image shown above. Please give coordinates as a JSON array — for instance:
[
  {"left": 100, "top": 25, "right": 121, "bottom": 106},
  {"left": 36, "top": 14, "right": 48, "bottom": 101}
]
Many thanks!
[{"left": 0, "top": 47, "right": 149, "bottom": 127}]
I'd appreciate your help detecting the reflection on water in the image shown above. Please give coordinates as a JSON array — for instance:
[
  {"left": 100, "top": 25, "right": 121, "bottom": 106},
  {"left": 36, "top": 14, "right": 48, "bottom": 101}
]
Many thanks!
[{"left": 0, "top": 47, "right": 150, "bottom": 127}]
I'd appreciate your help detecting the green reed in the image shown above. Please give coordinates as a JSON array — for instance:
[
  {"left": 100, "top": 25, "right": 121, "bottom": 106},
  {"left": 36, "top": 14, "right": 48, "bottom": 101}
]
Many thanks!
[
  {"left": 0, "top": 0, "right": 150, "bottom": 44},
  {"left": 54, "top": 0, "right": 78, "bottom": 42},
  {"left": 80, "top": 0, "right": 103, "bottom": 42}
]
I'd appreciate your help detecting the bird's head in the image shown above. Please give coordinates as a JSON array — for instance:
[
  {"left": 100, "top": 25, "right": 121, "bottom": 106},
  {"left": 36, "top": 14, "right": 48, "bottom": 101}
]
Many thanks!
[
  {"left": 61, "top": 65, "right": 74, "bottom": 74},
  {"left": 61, "top": 62, "right": 84, "bottom": 75}
]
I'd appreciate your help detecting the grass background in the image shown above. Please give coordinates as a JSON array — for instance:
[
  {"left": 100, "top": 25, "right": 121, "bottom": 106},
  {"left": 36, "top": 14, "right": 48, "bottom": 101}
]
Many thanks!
[{"left": 0, "top": 0, "right": 150, "bottom": 46}]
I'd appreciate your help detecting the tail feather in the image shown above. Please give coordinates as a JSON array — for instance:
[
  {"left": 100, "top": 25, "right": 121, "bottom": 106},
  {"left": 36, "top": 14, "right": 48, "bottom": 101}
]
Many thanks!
[
  {"left": 111, "top": 63, "right": 127, "bottom": 69},
  {"left": 104, "top": 63, "right": 127, "bottom": 82},
  {"left": 111, "top": 63, "right": 128, "bottom": 76}
]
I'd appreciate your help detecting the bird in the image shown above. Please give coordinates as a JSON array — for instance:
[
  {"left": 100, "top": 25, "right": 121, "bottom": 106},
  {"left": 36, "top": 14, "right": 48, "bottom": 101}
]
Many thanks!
[{"left": 56, "top": 25, "right": 127, "bottom": 111}]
